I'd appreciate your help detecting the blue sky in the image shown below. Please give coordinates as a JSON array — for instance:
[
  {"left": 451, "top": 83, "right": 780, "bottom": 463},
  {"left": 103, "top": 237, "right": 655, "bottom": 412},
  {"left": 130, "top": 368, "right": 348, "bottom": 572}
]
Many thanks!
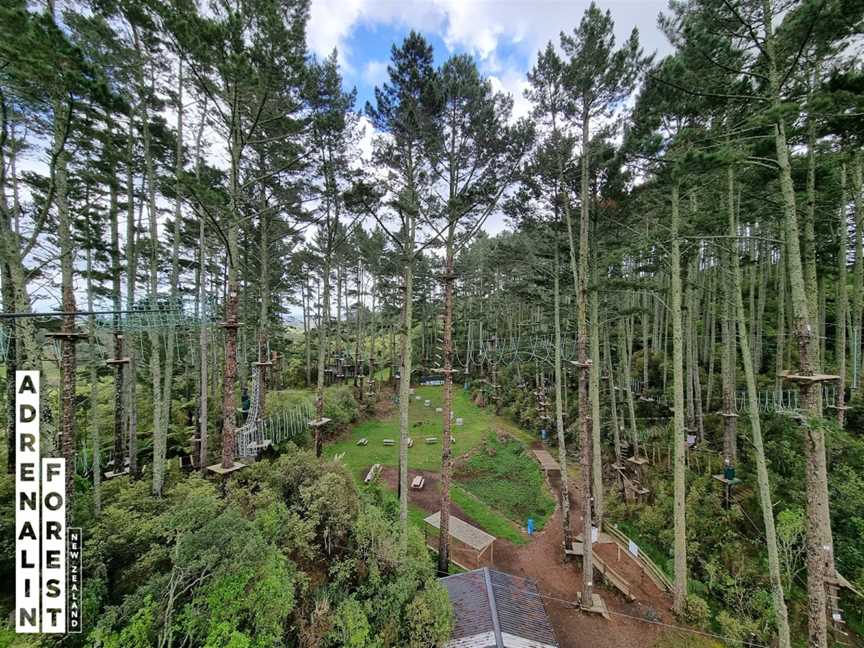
[{"left": 307, "top": 0, "right": 674, "bottom": 119}]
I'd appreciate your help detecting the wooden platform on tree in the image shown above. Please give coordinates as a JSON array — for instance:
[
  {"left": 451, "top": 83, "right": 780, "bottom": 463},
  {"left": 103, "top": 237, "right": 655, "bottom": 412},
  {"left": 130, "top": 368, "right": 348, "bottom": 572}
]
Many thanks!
[
  {"left": 45, "top": 331, "right": 87, "bottom": 340},
  {"left": 712, "top": 474, "right": 741, "bottom": 486},
  {"left": 206, "top": 461, "right": 246, "bottom": 475},
  {"left": 781, "top": 372, "right": 840, "bottom": 383},
  {"left": 308, "top": 417, "right": 332, "bottom": 428},
  {"left": 576, "top": 592, "right": 610, "bottom": 619}
]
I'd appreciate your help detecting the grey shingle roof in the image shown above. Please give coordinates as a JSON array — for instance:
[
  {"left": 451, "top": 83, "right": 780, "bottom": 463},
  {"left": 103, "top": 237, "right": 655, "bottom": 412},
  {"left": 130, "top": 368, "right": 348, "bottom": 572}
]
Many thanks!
[{"left": 440, "top": 568, "right": 559, "bottom": 648}]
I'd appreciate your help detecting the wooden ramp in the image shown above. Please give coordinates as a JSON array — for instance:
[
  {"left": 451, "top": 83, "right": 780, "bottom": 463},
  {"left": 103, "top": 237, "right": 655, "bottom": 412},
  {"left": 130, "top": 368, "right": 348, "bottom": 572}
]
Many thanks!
[
  {"left": 532, "top": 449, "right": 560, "bottom": 472},
  {"left": 572, "top": 534, "right": 635, "bottom": 602}
]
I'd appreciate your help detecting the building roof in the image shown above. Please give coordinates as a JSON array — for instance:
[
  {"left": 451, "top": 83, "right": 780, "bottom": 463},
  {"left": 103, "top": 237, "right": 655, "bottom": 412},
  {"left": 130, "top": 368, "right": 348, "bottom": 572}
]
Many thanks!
[
  {"left": 425, "top": 512, "right": 496, "bottom": 551},
  {"left": 440, "top": 568, "right": 559, "bottom": 648}
]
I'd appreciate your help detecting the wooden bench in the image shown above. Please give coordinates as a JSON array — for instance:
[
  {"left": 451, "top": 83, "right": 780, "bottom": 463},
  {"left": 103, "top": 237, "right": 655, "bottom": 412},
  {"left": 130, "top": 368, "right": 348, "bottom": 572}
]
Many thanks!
[
  {"left": 356, "top": 438, "right": 368, "bottom": 446},
  {"left": 411, "top": 476, "right": 425, "bottom": 490},
  {"left": 383, "top": 439, "right": 395, "bottom": 446},
  {"left": 424, "top": 437, "right": 438, "bottom": 444},
  {"left": 104, "top": 468, "right": 130, "bottom": 480},
  {"left": 364, "top": 464, "right": 381, "bottom": 484}
]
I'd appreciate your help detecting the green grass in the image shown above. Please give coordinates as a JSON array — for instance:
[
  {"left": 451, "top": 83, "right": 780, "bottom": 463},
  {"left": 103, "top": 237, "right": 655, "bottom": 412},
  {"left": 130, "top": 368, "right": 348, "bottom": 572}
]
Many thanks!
[
  {"left": 325, "top": 385, "right": 503, "bottom": 475},
  {"left": 456, "top": 433, "right": 555, "bottom": 531},
  {"left": 326, "top": 384, "right": 545, "bottom": 546},
  {"left": 450, "top": 486, "right": 527, "bottom": 545}
]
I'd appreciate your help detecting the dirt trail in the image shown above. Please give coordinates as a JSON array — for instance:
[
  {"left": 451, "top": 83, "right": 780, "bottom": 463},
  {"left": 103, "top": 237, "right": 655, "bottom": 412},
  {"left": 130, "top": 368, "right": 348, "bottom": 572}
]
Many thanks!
[{"left": 370, "top": 435, "right": 678, "bottom": 648}]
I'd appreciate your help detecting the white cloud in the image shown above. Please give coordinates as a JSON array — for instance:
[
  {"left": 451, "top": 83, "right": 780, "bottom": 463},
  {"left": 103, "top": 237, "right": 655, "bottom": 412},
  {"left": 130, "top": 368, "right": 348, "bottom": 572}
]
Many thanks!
[
  {"left": 307, "top": 0, "right": 672, "bottom": 70},
  {"left": 488, "top": 73, "right": 532, "bottom": 121},
  {"left": 355, "top": 115, "right": 375, "bottom": 166},
  {"left": 361, "top": 60, "right": 388, "bottom": 88}
]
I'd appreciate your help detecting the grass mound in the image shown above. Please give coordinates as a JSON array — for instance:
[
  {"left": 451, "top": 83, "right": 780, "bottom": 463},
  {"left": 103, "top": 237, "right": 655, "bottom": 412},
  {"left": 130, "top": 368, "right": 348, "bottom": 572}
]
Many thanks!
[{"left": 455, "top": 433, "right": 555, "bottom": 531}]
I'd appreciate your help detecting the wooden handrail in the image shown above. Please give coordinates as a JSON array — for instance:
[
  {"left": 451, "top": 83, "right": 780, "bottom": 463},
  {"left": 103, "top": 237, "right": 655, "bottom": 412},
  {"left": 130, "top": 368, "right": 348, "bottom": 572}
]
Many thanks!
[{"left": 605, "top": 524, "right": 673, "bottom": 593}]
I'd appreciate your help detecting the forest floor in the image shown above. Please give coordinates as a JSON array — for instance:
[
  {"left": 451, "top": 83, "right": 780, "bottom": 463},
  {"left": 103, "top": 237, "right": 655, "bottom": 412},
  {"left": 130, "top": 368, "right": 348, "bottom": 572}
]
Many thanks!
[{"left": 332, "top": 385, "right": 689, "bottom": 647}]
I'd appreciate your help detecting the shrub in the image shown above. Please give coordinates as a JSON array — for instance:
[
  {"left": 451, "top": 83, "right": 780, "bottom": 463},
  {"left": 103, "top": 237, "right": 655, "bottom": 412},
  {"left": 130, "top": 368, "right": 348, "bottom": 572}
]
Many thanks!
[
  {"left": 681, "top": 594, "right": 710, "bottom": 628},
  {"left": 403, "top": 581, "right": 454, "bottom": 648}
]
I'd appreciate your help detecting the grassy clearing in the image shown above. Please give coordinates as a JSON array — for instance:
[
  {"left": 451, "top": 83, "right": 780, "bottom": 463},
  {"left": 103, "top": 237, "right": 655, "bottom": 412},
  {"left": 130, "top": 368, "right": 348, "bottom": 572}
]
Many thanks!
[
  {"left": 325, "top": 385, "right": 501, "bottom": 475},
  {"left": 455, "top": 433, "right": 555, "bottom": 531},
  {"left": 326, "top": 384, "right": 544, "bottom": 545},
  {"left": 450, "top": 485, "right": 527, "bottom": 545}
]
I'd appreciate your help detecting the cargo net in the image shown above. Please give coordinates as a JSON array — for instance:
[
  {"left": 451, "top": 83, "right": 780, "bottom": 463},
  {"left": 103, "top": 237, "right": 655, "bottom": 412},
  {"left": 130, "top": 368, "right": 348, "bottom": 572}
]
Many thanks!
[{"left": 93, "top": 296, "right": 216, "bottom": 332}]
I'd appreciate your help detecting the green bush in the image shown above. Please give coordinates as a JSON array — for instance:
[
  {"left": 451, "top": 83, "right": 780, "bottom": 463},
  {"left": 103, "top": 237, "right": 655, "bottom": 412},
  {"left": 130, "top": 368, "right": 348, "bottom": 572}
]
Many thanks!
[
  {"left": 681, "top": 594, "right": 711, "bottom": 628},
  {"left": 0, "top": 444, "right": 452, "bottom": 647}
]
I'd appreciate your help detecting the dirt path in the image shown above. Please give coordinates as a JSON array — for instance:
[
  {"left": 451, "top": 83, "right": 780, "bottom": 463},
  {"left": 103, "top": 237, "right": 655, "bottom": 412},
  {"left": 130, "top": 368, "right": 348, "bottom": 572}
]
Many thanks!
[
  {"left": 494, "top": 468, "right": 673, "bottom": 648},
  {"left": 370, "top": 437, "right": 678, "bottom": 648}
]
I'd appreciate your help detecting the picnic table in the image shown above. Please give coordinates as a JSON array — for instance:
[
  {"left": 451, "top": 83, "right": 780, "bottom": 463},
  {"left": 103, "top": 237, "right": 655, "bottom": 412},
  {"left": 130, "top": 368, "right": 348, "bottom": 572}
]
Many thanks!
[{"left": 364, "top": 464, "right": 381, "bottom": 484}]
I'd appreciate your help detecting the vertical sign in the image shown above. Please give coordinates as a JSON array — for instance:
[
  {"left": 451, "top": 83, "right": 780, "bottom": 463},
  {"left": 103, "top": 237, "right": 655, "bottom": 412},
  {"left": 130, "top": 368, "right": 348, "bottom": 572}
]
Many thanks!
[
  {"left": 42, "top": 458, "right": 66, "bottom": 633},
  {"left": 15, "top": 370, "right": 40, "bottom": 632},
  {"left": 67, "top": 528, "right": 82, "bottom": 633}
]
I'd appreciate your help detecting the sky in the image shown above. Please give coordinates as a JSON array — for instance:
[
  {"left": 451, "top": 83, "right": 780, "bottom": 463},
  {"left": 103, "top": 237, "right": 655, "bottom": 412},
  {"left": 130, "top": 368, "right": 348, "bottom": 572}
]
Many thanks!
[{"left": 306, "top": 0, "right": 674, "bottom": 233}]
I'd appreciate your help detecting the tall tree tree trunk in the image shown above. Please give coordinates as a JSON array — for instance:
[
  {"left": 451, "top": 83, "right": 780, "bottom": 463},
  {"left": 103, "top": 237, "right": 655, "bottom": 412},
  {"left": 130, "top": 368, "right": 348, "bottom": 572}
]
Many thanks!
[
  {"left": 125, "top": 116, "right": 139, "bottom": 478},
  {"left": 257, "top": 187, "right": 270, "bottom": 421},
  {"left": 219, "top": 130, "right": 243, "bottom": 471},
  {"left": 109, "top": 171, "right": 125, "bottom": 469},
  {"left": 553, "top": 246, "right": 574, "bottom": 552},
  {"left": 315, "top": 249, "right": 331, "bottom": 455},
  {"left": 604, "top": 328, "right": 621, "bottom": 462},
  {"left": 590, "top": 275, "right": 603, "bottom": 528},
  {"left": 438, "top": 220, "right": 456, "bottom": 575},
  {"left": 775, "top": 231, "right": 787, "bottom": 397},
  {"left": 670, "top": 180, "right": 687, "bottom": 615},
  {"left": 397, "top": 211, "right": 417, "bottom": 542},
  {"left": 86, "top": 237, "right": 101, "bottom": 515},
  {"left": 763, "top": 1, "right": 835, "bottom": 639},
  {"left": 729, "top": 165, "right": 792, "bottom": 648},
  {"left": 722, "top": 178, "right": 738, "bottom": 466},
  {"left": 56, "top": 98, "right": 76, "bottom": 506},
  {"left": 198, "top": 218, "right": 209, "bottom": 473},
  {"left": 835, "top": 164, "right": 848, "bottom": 426},
  {"left": 160, "top": 62, "right": 184, "bottom": 463},
  {"left": 850, "top": 155, "right": 862, "bottom": 392},
  {"left": 138, "top": 48, "right": 165, "bottom": 494}
]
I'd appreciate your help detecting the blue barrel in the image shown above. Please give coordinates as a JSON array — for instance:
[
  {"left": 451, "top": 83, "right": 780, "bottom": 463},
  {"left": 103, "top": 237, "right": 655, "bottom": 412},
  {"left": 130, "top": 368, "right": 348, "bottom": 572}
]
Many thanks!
[
  {"left": 540, "top": 428, "right": 548, "bottom": 441},
  {"left": 527, "top": 518, "right": 534, "bottom": 535}
]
